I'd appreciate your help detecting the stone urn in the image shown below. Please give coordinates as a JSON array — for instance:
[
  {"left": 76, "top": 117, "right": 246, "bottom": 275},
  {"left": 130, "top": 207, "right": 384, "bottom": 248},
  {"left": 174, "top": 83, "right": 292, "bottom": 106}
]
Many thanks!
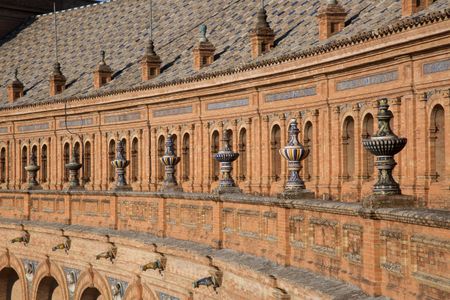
[
  {"left": 362, "top": 98, "right": 414, "bottom": 208},
  {"left": 111, "top": 140, "right": 132, "bottom": 191},
  {"left": 65, "top": 148, "right": 82, "bottom": 190},
  {"left": 278, "top": 119, "right": 314, "bottom": 199},
  {"left": 213, "top": 130, "right": 241, "bottom": 194},
  {"left": 160, "top": 134, "right": 182, "bottom": 192},
  {"left": 25, "top": 152, "right": 41, "bottom": 190}
]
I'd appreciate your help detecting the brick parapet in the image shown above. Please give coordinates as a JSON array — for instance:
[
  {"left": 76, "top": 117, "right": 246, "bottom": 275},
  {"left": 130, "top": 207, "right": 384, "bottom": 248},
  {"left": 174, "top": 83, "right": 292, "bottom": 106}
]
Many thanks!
[{"left": 0, "top": 190, "right": 448, "bottom": 299}]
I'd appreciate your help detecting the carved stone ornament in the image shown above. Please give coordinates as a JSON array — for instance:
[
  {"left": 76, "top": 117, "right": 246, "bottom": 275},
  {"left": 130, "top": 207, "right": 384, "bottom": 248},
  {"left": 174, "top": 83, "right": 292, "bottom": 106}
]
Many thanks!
[
  {"left": 111, "top": 140, "right": 132, "bottom": 191},
  {"left": 160, "top": 134, "right": 182, "bottom": 192},
  {"left": 278, "top": 119, "right": 314, "bottom": 199},
  {"left": 213, "top": 130, "right": 241, "bottom": 194}
]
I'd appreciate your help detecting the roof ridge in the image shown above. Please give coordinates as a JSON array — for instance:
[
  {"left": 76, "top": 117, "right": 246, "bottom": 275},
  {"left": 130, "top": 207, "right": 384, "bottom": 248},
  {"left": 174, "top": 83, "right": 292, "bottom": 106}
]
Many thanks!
[{"left": 36, "top": 0, "right": 115, "bottom": 18}]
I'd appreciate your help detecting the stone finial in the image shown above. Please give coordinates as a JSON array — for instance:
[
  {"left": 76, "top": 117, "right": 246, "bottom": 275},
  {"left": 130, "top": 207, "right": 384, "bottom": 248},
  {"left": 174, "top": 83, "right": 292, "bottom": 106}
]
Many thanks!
[
  {"left": 213, "top": 130, "right": 241, "bottom": 194},
  {"left": 65, "top": 147, "right": 83, "bottom": 190},
  {"left": 141, "top": 39, "right": 162, "bottom": 81},
  {"left": 160, "top": 134, "right": 182, "bottom": 192},
  {"left": 362, "top": 99, "right": 415, "bottom": 209},
  {"left": 193, "top": 24, "right": 215, "bottom": 70},
  {"left": 94, "top": 50, "right": 113, "bottom": 89},
  {"left": 7, "top": 68, "right": 24, "bottom": 103},
  {"left": 249, "top": 0, "right": 275, "bottom": 58},
  {"left": 25, "top": 151, "right": 42, "bottom": 190},
  {"left": 111, "top": 140, "right": 132, "bottom": 191},
  {"left": 317, "top": 0, "right": 347, "bottom": 41},
  {"left": 49, "top": 62, "right": 66, "bottom": 96},
  {"left": 278, "top": 119, "right": 314, "bottom": 199}
]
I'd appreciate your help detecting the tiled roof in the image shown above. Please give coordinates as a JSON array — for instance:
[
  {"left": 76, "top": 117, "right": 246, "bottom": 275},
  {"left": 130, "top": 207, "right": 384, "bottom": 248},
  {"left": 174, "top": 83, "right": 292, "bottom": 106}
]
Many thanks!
[{"left": 0, "top": 0, "right": 449, "bottom": 109}]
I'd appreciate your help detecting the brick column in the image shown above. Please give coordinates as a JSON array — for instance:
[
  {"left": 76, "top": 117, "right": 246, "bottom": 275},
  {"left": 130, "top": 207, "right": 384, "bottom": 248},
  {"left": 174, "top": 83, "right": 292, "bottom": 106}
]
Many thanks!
[
  {"left": 188, "top": 124, "right": 195, "bottom": 191},
  {"left": 211, "top": 200, "right": 223, "bottom": 249},
  {"left": 277, "top": 206, "right": 290, "bottom": 266},
  {"left": 232, "top": 119, "right": 239, "bottom": 181},
  {"left": 175, "top": 126, "right": 182, "bottom": 186},
  {"left": 245, "top": 117, "right": 252, "bottom": 193},
  {"left": 353, "top": 104, "right": 362, "bottom": 200},
  {"left": 150, "top": 128, "right": 158, "bottom": 191},
  {"left": 202, "top": 122, "right": 211, "bottom": 193},
  {"left": 330, "top": 106, "right": 341, "bottom": 199},
  {"left": 261, "top": 115, "right": 271, "bottom": 194},
  {"left": 445, "top": 96, "right": 450, "bottom": 190},
  {"left": 361, "top": 219, "right": 382, "bottom": 296},
  {"left": 280, "top": 114, "right": 287, "bottom": 187},
  {"left": 142, "top": 126, "right": 151, "bottom": 191},
  {"left": 312, "top": 109, "right": 320, "bottom": 195},
  {"left": 193, "top": 122, "right": 203, "bottom": 192}
]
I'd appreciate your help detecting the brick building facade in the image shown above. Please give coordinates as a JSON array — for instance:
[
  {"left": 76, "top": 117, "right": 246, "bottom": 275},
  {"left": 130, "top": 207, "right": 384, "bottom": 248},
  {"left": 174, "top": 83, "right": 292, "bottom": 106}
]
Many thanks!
[{"left": 0, "top": 0, "right": 449, "bottom": 299}]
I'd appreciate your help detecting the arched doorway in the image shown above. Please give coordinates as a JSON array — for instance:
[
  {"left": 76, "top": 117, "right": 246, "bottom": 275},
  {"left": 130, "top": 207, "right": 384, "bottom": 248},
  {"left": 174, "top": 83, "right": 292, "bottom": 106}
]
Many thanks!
[
  {"left": 80, "top": 287, "right": 102, "bottom": 300},
  {"left": 0, "top": 267, "right": 22, "bottom": 300},
  {"left": 35, "top": 276, "right": 63, "bottom": 300}
]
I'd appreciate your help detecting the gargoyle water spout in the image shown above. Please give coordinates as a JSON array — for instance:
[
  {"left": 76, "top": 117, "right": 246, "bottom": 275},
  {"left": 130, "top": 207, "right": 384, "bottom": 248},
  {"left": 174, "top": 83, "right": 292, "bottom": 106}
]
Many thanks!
[
  {"left": 141, "top": 256, "right": 167, "bottom": 275},
  {"left": 52, "top": 232, "right": 71, "bottom": 254},
  {"left": 96, "top": 241, "right": 117, "bottom": 263},
  {"left": 11, "top": 226, "right": 30, "bottom": 246}
]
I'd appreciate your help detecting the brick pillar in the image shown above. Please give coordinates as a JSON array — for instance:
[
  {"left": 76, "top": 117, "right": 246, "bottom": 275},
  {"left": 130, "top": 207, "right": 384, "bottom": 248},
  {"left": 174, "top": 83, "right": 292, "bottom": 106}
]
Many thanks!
[
  {"left": 353, "top": 104, "right": 362, "bottom": 200},
  {"left": 202, "top": 122, "right": 211, "bottom": 193},
  {"left": 193, "top": 122, "right": 203, "bottom": 192},
  {"left": 188, "top": 124, "right": 195, "bottom": 192},
  {"left": 416, "top": 94, "right": 428, "bottom": 203},
  {"left": 150, "top": 128, "right": 158, "bottom": 191},
  {"left": 277, "top": 206, "right": 290, "bottom": 266},
  {"left": 261, "top": 115, "right": 271, "bottom": 194},
  {"left": 330, "top": 106, "right": 341, "bottom": 199},
  {"left": 211, "top": 201, "right": 223, "bottom": 249},
  {"left": 157, "top": 197, "right": 166, "bottom": 238},
  {"left": 312, "top": 109, "right": 320, "bottom": 195},
  {"left": 142, "top": 126, "right": 151, "bottom": 191},
  {"left": 280, "top": 114, "right": 287, "bottom": 188},
  {"left": 244, "top": 117, "right": 252, "bottom": 193},
  {"left": 232, "top": 120, "right": 239, "bottom": 181}
]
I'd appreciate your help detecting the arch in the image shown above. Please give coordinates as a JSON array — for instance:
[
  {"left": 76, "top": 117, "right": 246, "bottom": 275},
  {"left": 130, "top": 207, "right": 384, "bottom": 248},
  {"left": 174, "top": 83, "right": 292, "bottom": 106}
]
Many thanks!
[
  {"left": 108, "top": 140, "right": 116, "bottom": 182},
  {"left": 342, "top": 116, "right": 355, "bottom": 180},
  {"left": 182, "top": 133, "right": 190, "bottom": 181},
  {"left": 270, "top": 124, "right": 281, "bottom": 181},
  {"left": 0, "top": 252, "right": 28, "bottom": 300},
  {"left": 73, "top": 269, "right": 111, "bottom": 300},
  {"left": 211, "top": 130, "right": 220, "bottom": 181},
  {"left": 430, "top": 104, "right": 446, "bottom": 182},
  {"left": 63, "top": 143, "right": 70, "bottom": 183},
  {"left": 131, "top": 138, "right": 139, "bottom": 183},
  {"left": 238, "top": 128, "right": 247, "bottom": 181},
  {"left": 157, "top": 136, "right": 165, "bottom": 181},
  {"left": 84, "top": 141, "right": 92, "bottom": 183},
  {"left": 31, "top": 259, "right": 69, "bottom": 300},
  {"left": 362, "top": 113, "right": 375, "bottom": 180},
  {"left": 21, "top": 146, "right": 28, "bottom": 183},
  {"left": 303, "top": 121, "right": 313, "bottom": 181},
  {"left": 0, "top": 147, "right": 6, "bottom": 183},
  {"left": 41, "top": 144, "right": 48, "bottom": 183}
]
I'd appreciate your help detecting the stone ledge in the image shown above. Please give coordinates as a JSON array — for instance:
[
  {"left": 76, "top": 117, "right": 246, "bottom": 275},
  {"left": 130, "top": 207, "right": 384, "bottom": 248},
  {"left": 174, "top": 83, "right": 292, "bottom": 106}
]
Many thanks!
[
  {"left": 0, "top": 217, "right": 388, "bottom": 300},
  {"left": 1, "top": 189, "right": 449, "bottom": 229}
]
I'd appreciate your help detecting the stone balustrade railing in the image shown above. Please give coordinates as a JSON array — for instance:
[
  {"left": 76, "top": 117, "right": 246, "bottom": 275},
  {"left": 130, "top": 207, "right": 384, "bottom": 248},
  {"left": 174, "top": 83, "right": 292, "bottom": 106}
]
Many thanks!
[{"left": 0, "top": 189, "right": 448, "bottom": 299}]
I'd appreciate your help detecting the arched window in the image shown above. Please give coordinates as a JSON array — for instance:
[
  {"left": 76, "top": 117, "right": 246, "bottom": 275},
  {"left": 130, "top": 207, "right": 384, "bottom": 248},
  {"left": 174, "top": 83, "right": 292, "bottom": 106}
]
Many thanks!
[
  {"left": 63, "top": 143, "right": 70, "bottom": 182},
  {"left": 182, "top": 133, "right": 190, "bottom": 181},
  {"left": 362, "top": 114, "right": 375, "bottom": 180},
  {"left": 41, "top": 145, "right": 48, "bottom": 183},
  {"left": 108, "top": 140, "right": 116, "bottom": 182},
  {"left": 238, "top": 128, "right": 247, "bottom": 181},
  {"left": 0, "top": 147, "right": 6, "bottom": 183},
  {"left": 271, "top": 125, "right": 281, "bottom": 181},
  {"left": 74, "top": 142, "right": 80, "bottom": 163},
  {"left": 157, "top": 136, "right": 165, "bottom": 181},
  {"left": 430, "top": 105, "right": 445, "bottom": 182},
  {"left": 303, "top": 122, "right": 313, "bottom": 181},
  {"left": 342, "top": 116, "right": 355, "bottom": 180},
  {"left": 211, "top": 131, "right": 220, "bottom": 181},
  {"left": 84, "top": 141, "right": 91, "bottom": 183},
  {"left": 21, "top": 146, "right": 28, "bottom": 183},
  {"left": 131, "top": 138, "right": 139, "bottom": 182}
]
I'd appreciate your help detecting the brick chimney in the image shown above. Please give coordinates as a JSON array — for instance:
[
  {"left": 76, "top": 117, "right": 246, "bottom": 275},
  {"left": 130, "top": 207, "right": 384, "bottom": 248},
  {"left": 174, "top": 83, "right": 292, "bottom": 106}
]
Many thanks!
[
  {"left": 193, "top": 24, "right": 215, "bottom": 70},
  {"left": 141, "top": 40, "right": 162, "bottom": 81},
  {"left": 93, "top": 50, "right": 113, "bottom": 89},
  {"left": 402, "top": 0, "right": 432, "bottom": 16},
  {"left": 249, "top": 0, "right": 275, "bottom": 59},
  {"left": 49, "top": 62, "right": 66, "bottom": 96},
  {"left": 7, "top": 68, "right": 24, "bottom": 103},
  {"left": 317, "top": 0, "right": 347, "bottom": 41}
]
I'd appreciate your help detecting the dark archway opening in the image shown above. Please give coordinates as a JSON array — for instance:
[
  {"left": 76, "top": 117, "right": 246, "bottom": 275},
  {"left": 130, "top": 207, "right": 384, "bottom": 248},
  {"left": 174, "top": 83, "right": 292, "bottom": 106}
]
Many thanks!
[
  {"left": 81, "top": 287, "right": 102, "bottom": 300},
  {"left": 36, "top": 276, "right": 60, "bottom": 300},
  {"left": 0, "top": 267, "right": 21, "bottom": 300}
]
